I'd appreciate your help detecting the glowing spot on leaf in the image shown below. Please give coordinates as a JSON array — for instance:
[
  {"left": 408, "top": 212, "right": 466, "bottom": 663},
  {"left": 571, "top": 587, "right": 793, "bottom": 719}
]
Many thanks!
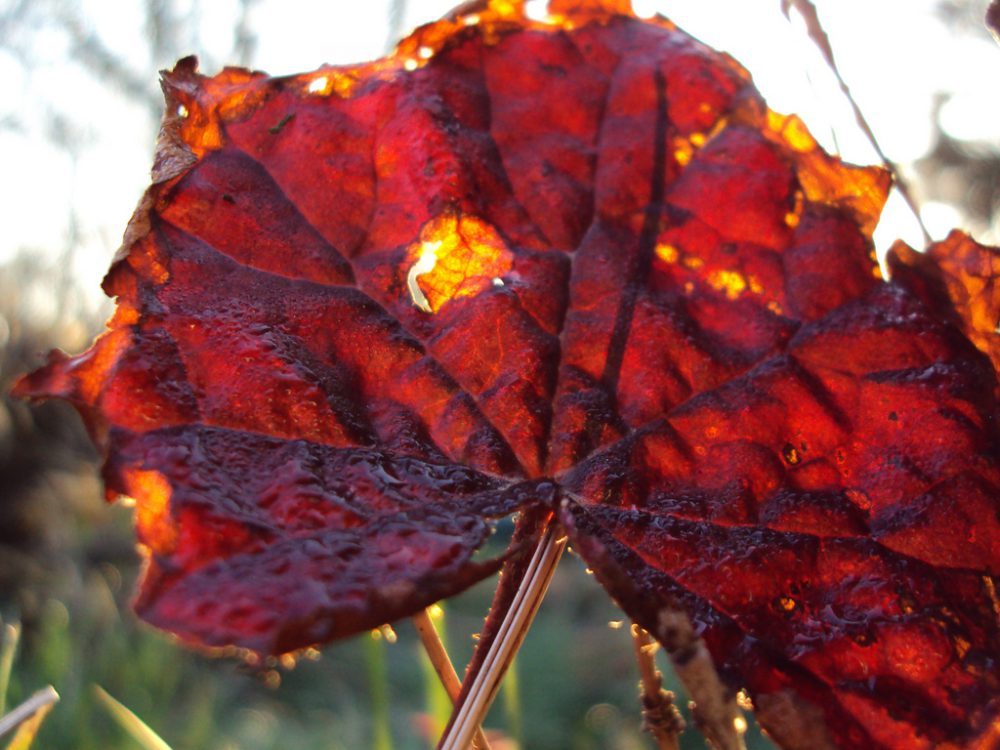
[
  {"left": 673, "top": 137, "right": 694, "bottom": 167},
  {"left": 748, "top": 276, "right": 764, "bottom": 294},
  {"left": 308, "top": 76, "right": 329, "bottom": 94},
  {"left": 682, "top": 256, "right": 704, "bottom": 270},
  {"left": 428, "top": 604, "right": 444, "bottom": 620},
  {"left": 632, "top": 0, "right": 658, "bottom": 17},
  {"left": 176, "top": 104, "right": 189, "bottom": 118},
  {"left": 462, "top": 13, "right": 480, "bottom": 25},
  {"left": 403, "top": 58, "right": 418, "bottom": 72},
  {"left": 734, "top": 715, "right": 748, "bottom": 735},
  {"left": 707, "top": 269, "right": 747, "bottom": 299},
  {"left": 768, "top": 111, "right": 816, "bottom": 153},
  {"left": 418, "top": 46, "right": 434, "bottom": 59},
  {"left": 525, "top": 0, "right": 549, "bottom": 21},
  {"left": 776, "top": 595, "right": 797, "bottom": 613},
  {"left": 655, "top": 243, "right": 679, "bottom": 264},
  {"left": 405, "top": 214, "right": 514, "bottom": 314},
  {"left": 608, "top": 619, "right": 624, "bottom": 629},
  {"left": 123, "top": 469, "right": 177, "bottom": 556},
  {"left": 303, "top": 71, "right": 360, "bottom": 98}
]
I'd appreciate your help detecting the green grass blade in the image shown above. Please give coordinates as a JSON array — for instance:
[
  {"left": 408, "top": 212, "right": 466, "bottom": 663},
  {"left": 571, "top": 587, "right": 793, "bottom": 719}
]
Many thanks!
[
  {"left": 92, "top": 685, "right": 172, "bottom": 750},
  {"left": 363, "top": 632, "right": 393, "bottom": 750},
  {"left": 1, "top": 686, "right": 59, "bottom": 750},
  {"left": 501, "top": 656, "right": 523, "bottom": 748},
  {"left": 0, "top": 622, "right": 21, "bottom": 718}
]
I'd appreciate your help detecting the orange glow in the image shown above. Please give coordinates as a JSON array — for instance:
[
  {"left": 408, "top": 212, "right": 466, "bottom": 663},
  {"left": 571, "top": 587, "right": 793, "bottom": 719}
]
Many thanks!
[
  {"left": 123, "top": 469, "right": 178, "bottom": 556},
  {"left": 655, "top": 242, "right": 679, "bottom": 264},
  {"left": 767, "top": 111, "right": 816, "bottom": 153},
  {"left": 707, "top": 269, "right": 747, "bottom": 299},
  {"left": 765, "top": 110, "right": 890, "bottom": 236},
  {"left": 304, "top": 70, "right": 359, "bottom": 98},
  {"left": 77, "top": 328, "right": 132, "bottom": 404},
  {"left": 406, "top": 214, "right": 513, "bottom": 314}
]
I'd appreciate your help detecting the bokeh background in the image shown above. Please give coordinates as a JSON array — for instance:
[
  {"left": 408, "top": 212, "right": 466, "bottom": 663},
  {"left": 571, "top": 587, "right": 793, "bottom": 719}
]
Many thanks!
[{"left": 0, "top": 1, "right": 997, "bottom": 748}]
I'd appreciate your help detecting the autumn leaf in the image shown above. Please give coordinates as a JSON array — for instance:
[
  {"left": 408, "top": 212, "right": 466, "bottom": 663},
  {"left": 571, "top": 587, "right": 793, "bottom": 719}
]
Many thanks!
[{"left": 13, "top": 1, "right": 1000, "bottom": 748}]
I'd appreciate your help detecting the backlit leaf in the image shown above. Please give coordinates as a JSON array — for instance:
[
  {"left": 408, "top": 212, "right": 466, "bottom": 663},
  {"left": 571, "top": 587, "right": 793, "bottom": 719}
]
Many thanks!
[{"left": 14, "top": 2, "right": 1000, "bottom": 747}]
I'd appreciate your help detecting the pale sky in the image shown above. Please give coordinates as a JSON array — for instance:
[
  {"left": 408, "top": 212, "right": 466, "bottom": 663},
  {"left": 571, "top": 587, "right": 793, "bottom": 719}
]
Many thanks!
[{"left": 1, "top": 0, "right": 997, "bottom": 318}]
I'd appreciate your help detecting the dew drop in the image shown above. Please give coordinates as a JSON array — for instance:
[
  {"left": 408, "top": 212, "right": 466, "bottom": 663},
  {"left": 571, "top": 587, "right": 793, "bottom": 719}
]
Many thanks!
[
  {"left": 853, "top": 630, "right": 875, "bottom": 647},
  {"left": 782, "top": 443, "right": 800, "bottom": 465},
  {"left": 380, "top": 624, "right": 398, "bottom": 643},
  {"left": 262, "top": 669, "right": 281, "bottom": 688},
  {"left": 846, "top": 489, "right": 871, "bottom": 512}
]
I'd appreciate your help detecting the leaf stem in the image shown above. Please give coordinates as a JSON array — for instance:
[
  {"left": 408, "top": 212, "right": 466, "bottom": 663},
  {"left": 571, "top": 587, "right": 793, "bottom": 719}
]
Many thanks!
[
  {"left": 630, "top": 623, "right": 683, "bottom": 750},
  {"left": 412, "top": 609, "right": 491, "bottom": 750},
  {"left": 438, "top": 523, "right": 566, "bottom": 750}
]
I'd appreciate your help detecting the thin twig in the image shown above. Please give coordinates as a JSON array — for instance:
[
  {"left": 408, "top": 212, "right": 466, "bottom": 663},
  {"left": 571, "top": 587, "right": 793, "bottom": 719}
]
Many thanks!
[
  {"left": 412, "top": 609, "right": 491, "bottom": 750},
  {"left": 631, "top": 623, "right": 683, "bottom": 750},
  {"left": 386, "top": 0, "right": 408, "bottom": 53},
  {"left": 782, "top": 0, "right": 931, "bottom": 243},
  {"left": 439, "top": 524, "right": 566, "bottom": 750},
  {"left": 0, "top": 686, "right": 59, "bottom": 740}
]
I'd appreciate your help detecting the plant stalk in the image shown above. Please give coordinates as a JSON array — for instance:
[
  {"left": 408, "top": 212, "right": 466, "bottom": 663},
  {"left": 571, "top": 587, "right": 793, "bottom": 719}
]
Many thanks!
[
  {"left": 412, "top": 609, "right": 491, "bottom": 750},
  {"left": 438, "top": 523, "right": 566, "bottom": 750},
  {"left": 630, "top": 623, "right": 683, "bottom": 750}
]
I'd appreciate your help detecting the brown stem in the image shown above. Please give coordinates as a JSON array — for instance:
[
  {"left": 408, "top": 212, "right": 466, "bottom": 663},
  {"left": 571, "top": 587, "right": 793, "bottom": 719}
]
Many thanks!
[
  {"left": 438, "top": 523, "right": 566, "bottom": 750},
  {"left": 411, "top": 609, "right": 491, "bottom": 750},
  {"left": 630, "top": 623, "right": 684, "bottom": 750},
  {"left": 655, "top": 609, "right": 746, "bottom": 750}
]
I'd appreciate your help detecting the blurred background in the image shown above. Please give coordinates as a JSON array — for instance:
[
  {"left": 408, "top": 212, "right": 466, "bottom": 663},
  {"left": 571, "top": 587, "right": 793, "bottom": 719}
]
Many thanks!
[{"left": 0, "top": 1, "right": 997, "bottom": 748}]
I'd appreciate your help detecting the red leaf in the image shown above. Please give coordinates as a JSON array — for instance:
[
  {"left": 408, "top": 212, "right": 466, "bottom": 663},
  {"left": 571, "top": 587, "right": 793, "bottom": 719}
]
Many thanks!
[{"left": 13, "top": 2, "right": 1000, "bottom": 747}]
